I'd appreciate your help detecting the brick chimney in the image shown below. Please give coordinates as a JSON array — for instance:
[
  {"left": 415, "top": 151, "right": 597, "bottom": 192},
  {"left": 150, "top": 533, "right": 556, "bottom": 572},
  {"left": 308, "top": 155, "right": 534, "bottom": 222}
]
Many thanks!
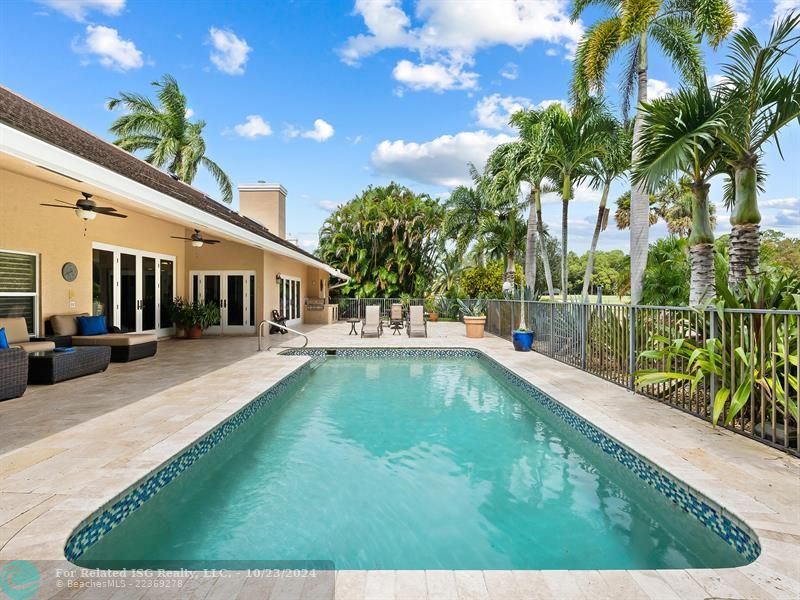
[{"left": 238, "top": 182, "right": 287, "bottom": 239}]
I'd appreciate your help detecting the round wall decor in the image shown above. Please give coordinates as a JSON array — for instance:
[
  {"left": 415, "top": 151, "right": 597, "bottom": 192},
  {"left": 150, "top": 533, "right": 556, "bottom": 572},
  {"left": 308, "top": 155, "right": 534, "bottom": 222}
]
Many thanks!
[{"left": 61, "top": 262, "right": 78, "bottom": 282}]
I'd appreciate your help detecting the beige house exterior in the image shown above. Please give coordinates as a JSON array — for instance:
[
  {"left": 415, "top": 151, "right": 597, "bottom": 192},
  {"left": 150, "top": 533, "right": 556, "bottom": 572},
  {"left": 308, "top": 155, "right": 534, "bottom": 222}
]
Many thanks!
[{"left": 0, "top": 87, "right": 346, "bottom": 338}]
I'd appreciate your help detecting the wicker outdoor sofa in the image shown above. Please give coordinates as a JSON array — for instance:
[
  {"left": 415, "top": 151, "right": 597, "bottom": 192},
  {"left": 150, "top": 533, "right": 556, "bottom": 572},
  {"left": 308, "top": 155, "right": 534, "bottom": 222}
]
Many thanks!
[{"left": 45, "top": 314, "right": 158, "bottom": 362}]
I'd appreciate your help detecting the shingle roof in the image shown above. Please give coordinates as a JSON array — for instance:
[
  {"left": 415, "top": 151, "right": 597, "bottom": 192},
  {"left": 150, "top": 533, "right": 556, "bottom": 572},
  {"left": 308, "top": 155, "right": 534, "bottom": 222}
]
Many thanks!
[{"left": 0, "top": 85, "right": 323, "bottom": 264}]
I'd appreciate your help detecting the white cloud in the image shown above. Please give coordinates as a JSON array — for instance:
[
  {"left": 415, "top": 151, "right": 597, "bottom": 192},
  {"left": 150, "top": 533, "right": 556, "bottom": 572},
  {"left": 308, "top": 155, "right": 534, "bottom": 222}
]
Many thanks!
[
  {"left": 319, "top": 200, "right": 340, "bottom": 211},
  {"left": 772, "top": 0, "right": 800, "bottom": 21},
  {"left": 647, "top": 78, "right": 672, "bottom": 99},
  {"left": 730, "top": 0, "right": 750, "bottom": 29},
  {"left": 761, "top": 197, "right": 798, "bottom": 208},
  {"left": 38, "top": 0, "right": 124, "bottom": 21},
  {"left": 541, "top": 184, "right": 601, "bottom": 205},
  {"left": 232, "top": 115, "right": 272, "bottom": 138},
  {"left": 208, "top": 27, "right": 251, "bottom": 75},
  {"left": 340, "top": 0, "right": 584, "bottom": 92},
  {"left": 392, "top": 57, "right": 478, "bottom": 92},
  {"left": 371, "top": 130, "right": 515, "bottom": 187},
  {"left": 286, "top": 119, "right": 335, "bottom": 142},
  {"left": 473, "top": 94, "right": 532, "bottom": 130},
  {"left": 535, "top": 98, "right": 568, "bottom": 110},
  {"left": 545, "top": 48, "right": 559, "bottom": 57},
  {"left": 73, "top": 25, "right": 143, "bottom": 71},
  {"left": 764, "top": 209, "right": 800, "bottom": 227},
  {"left": 185, "top": 107, "right": 194, "bottom": 119},
  {"left": 500, "top": 62, "right": 518, "bottom": 80},
  {"left": 350, "top": 135, "right": 363, "bottom": 144}
]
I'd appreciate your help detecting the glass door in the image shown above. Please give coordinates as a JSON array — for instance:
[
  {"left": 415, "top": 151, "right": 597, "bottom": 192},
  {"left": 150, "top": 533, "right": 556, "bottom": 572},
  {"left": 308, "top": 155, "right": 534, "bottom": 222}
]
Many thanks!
[
  {"left": 279, "top": 275, "right": 302, "bottom": 325},
  {"left": 92, "top": 244, "right": 176, "bottom": 336},
  {"left": 190, "top": 270, "right": 255, "bottom": 334}
]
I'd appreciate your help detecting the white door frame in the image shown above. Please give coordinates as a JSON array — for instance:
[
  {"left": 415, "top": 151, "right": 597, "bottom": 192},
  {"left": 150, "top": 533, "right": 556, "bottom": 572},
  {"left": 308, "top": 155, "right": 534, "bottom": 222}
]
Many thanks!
[
  {"left": 92, "top": 242, "right": 176, "bottom": 337},
  {"left": 189, "top": 270, "right": 256, "bottom": 335}
]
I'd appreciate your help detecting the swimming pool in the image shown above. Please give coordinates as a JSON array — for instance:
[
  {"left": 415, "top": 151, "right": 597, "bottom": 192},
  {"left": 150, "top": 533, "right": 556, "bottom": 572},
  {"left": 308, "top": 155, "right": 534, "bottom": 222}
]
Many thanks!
[{"left": 67, "top": 349, "right": 758, "bottom": 570}]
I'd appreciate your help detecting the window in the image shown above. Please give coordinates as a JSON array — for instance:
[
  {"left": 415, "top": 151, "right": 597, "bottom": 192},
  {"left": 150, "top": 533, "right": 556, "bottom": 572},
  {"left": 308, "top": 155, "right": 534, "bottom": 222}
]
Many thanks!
[{"left": 0, "top": 250, "right": 39, "bottom": 335}]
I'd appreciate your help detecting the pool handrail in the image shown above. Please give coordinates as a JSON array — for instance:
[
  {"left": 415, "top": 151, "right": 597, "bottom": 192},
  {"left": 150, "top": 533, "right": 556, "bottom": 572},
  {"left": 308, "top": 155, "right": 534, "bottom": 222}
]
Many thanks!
[{"left": 257, "top": 320, "right": 309, "bottom": 351}]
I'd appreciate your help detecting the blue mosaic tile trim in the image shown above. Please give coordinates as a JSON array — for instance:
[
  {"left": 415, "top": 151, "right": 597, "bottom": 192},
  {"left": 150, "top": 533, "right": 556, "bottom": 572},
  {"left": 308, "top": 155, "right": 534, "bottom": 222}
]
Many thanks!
[
  {"left": 63, "top": 363, "right": 312, "bottom": 562},
  {"left": 287, "top": 347, "right": 761, "bottom": 562}
]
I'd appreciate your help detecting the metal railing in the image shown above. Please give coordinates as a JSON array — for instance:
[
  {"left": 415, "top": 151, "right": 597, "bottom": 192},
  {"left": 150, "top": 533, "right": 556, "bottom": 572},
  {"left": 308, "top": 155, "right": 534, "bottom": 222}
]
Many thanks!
[
  {"left": 257, "top": 320, "right": 309, "bottom": 351},
  {"left": 485, "top": 299, "right": 800, "bottom": 456}
]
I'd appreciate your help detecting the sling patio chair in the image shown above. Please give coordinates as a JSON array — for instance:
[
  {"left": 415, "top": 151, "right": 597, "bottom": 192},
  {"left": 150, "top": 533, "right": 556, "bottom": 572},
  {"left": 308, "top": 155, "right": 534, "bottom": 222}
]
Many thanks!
[
  {"left": 361, "top": 305, "right": 382, "bottom": 338},
  {"left": 406, "top": 305, "right": 427, "bottom": 338}
]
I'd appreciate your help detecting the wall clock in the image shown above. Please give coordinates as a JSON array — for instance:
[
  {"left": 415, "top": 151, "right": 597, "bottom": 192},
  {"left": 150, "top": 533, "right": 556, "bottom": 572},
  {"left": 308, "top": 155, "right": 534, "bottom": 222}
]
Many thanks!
[{"left": 62, "top": 262, "right": 78, "bottom": 282}]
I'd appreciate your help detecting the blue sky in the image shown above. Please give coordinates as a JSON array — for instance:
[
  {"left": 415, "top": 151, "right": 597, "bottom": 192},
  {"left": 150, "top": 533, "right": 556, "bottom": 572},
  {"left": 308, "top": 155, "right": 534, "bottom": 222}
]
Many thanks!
[{"left": 1, "top": 0, "right": 798, "bottom": 253}]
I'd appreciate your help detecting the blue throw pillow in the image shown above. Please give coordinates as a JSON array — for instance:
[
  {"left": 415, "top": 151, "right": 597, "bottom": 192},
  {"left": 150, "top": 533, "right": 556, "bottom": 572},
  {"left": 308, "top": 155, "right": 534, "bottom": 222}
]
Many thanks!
[
  {"left": 0, "top": 327, "right": 8, "bottom": 349},
  {"left": 76, "top": 315, "right": 108, "bottom": 336}
]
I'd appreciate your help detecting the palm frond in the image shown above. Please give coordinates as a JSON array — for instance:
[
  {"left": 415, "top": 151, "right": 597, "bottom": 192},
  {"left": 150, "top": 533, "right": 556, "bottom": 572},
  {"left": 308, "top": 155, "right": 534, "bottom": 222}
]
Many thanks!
[{"left": 200, "top": 157, "right": 233, "bottom": 203}]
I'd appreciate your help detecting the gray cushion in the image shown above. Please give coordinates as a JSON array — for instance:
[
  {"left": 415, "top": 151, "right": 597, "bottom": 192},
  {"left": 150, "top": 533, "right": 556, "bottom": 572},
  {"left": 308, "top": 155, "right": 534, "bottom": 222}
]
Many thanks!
[
  {"left": 50, "top": 313, "right": 88, "bottom": 336},
  {"left": 72, "top": 333, "right": 158, "bottom": 347}
]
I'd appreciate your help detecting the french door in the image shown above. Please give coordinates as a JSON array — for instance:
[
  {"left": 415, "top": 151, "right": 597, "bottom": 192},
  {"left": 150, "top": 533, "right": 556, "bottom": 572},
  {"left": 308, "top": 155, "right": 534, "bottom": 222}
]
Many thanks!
[
  {"left": 190, "top": 270, "right": 256, "bottom": 334},
  {"left": 92, "top": 243, "right": 175, "bottom": 337},
  {"left": 278, "top": 275, "right": 302, "bottom": 325}
]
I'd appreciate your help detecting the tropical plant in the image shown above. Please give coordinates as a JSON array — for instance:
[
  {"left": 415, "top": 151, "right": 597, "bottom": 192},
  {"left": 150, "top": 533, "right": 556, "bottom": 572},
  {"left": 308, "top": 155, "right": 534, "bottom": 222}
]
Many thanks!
[
  {"left": 579, "top": 117, "right": 631, "bottom": 301},
  {"left": 613, "top": 190, "right": 660, "bottom": 230},
  {"left": 169, "top": 297, "right": 221, "bottom": 330},
  {"left": 715, "top": 14, "right": 800, "bottom": 287},
  {"left": 637, "top": 271, "right": 799, "bottom": 433},
  {"left": 571, "top": 0, "right": 736, "bottom": 305},
  {"left": 658, "top": 176, "right": 717, "bottom": 239},
  {"left": 458, "top": 261, "right": 524, "bottom": 299},
  {"left": 539, "top": 99, "right": 614, "bottom": 301},
  {"left": 441, "top": 166, "right": 489, "bottom": 259},
  {"left": 641, "top": 237, "right": 691, "bottom": 306},
  {"left": 633, "top": 81, "right": 727, "bottom": 305},
  {"left": 317, "top": 183, "right": 443, "bottom": 297},
  {"left": 457, "top": 298, "right": 486, "bottom": 317},
  {"left": 107, "top": 75, "right": 233, "bottom": 203}
]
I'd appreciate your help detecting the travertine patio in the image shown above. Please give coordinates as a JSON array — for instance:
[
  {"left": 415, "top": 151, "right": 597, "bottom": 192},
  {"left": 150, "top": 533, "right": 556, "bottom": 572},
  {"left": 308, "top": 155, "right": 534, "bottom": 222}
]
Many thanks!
[{"left": 0, "top": 322, "right": 798, "bottom": 599}]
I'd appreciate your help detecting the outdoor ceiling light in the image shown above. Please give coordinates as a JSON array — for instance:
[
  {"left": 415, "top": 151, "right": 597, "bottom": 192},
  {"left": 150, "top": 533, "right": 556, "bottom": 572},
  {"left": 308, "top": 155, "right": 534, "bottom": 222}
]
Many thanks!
[
  {"left": 276, "top": 273, "right": 282, "bottom": 283},
  {"left": 191, "top": 239, "right": 204, "bottom": 248},
  {"left": 75, "top": 208, "right": 97, "bottom": 220}
]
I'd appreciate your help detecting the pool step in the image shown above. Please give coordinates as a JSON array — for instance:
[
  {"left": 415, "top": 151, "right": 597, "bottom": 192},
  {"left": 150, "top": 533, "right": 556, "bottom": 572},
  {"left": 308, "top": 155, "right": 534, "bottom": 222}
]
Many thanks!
[{"left": 308, "top": 356, "right": 327, "bottom": 371}]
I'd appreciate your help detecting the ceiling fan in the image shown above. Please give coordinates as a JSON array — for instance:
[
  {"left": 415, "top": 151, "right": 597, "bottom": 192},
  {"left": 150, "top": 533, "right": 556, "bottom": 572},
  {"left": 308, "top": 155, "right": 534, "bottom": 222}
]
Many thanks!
[
  {"left": 40, "top": 192, "right": 127, "bottom": 220},
  {"left": 171, "top": 229, "right": 221, "bottom": 248}
]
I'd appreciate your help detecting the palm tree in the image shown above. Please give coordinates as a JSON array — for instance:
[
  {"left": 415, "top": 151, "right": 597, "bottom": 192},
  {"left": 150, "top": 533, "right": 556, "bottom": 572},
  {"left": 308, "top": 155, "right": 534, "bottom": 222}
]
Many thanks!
[
  {"left": 614, "top": 191, "right": 661, "bottom": 231},
  {"left": 540, "top": 100, "right": 612, "bottom": 301},
  {"left": 441, "top": 164, "right": 491, "bottom": 259},
  {"left": 508, "top": 109, "right": 558, "bottom": 300},
  {"left": 107, "top": 74, "right": 233, "bottom": 203},
  {"left": 571, "top": 0, "right": 736, "bottom": 304},
  {"left": 632, "top": 82, "right": 727, "bottom": 305},
  {"left": 659, "top": 176, "right": 717, "bottom": 239},
  {"left": 715, "top": 14, "right": 800, "bottom": 287},
  {"left": 472, "top": 213, "right": 527, "bottom": 289},
  {"left": 579, "top": 117, "right": 631, "bottom": 301}
]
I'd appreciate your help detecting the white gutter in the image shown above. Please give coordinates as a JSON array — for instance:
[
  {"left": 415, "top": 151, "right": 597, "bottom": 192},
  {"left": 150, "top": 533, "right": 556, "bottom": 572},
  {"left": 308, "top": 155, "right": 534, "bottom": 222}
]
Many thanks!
[{"left": 0, "top": 124, "right": 349, "bottom": 280}]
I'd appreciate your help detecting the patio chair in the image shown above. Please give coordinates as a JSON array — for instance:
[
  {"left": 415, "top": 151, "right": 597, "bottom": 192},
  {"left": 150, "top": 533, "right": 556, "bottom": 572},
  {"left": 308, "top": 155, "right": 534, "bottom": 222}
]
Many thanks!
[
  {"left": 406, "top": 305, "right": 427, "bottom": 338},
  {"left": 269, "top": 310, "right": 288, "bottom": 334},
  {"left": 0, "top": 348, "right": 28, "bottom": 400},
  {"left": 388, "top": 303, "right": 404, "bottom": 335},
  {"left": 0, "top": 317, "right": 55, "bottom": 352},
  {"left": 361, "top": 305, "right": 382, "bottom": 338},
  {"left": 46, "top": 314, "right": 157, "bottom": 362}
]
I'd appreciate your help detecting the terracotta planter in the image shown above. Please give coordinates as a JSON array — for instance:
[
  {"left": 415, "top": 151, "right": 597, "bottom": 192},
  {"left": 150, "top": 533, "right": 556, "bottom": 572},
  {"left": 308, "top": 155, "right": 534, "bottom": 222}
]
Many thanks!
[
  {"left": 428, "top": 312, "right": 439, "bottom": 322},
  {"left": 186, "top": 325, "right": 203, "bottom": 339},
  {"left": 463, "top": 315, "right": 486, "bottom": 338}
]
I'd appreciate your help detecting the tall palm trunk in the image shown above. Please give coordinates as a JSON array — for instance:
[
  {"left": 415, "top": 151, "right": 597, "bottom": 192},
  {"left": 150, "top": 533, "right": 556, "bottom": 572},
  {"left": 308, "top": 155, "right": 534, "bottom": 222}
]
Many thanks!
[
  {"left": 688, "top": 182, "right": 716, "bottom": 305},
  {"left": 581, "top": 181, "right": 610, "bottom": 302},
  {"left": 525, "top": 189, "right": 538, "bottom": 299},
  {"left": 535, "top": 190, "right": 556, "bottom": 301},
  {"left": 561, "top": 174, "right": 571, "bottom": 302},
  {"left": 728, "top": 156, "right": 761, "bottom": 288},
  {"left": 505, "top": 253, "right": 515, "bottom": 291},
  {"left": 630, "top": 33, "right": 650, "bottom": 305}
]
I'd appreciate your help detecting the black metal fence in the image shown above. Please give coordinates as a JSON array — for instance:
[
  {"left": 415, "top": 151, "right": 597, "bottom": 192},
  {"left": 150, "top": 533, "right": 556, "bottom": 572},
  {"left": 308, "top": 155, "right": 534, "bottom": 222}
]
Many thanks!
[
  {"left": 486, "top": 300, "right": 799, "bottom": 457},
  {"left": 336, "top": 298, "right": 424, "bottom": 320}
]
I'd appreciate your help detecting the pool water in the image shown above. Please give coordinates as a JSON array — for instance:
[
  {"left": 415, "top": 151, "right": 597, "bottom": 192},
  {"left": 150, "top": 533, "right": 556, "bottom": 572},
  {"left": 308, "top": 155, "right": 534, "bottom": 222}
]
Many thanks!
[{"left": 77, "top": 356, "right": 747, "bottom": 570}]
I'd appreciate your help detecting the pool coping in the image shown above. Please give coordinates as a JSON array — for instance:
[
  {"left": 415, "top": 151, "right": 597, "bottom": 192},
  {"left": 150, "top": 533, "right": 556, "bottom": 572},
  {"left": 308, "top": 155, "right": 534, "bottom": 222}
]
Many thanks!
[{"left": 64, "top": 346, "right": 759, "bottom": 567}]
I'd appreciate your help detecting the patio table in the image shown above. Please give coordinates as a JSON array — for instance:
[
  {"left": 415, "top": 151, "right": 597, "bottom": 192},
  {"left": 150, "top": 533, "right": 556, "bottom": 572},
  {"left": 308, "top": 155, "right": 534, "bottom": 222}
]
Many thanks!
[
  {"left": 346, "top": 318, "right": 360, "bottom": 335},
  {"left": 28, "top": 346, "right": 111, "bottom": 385}
]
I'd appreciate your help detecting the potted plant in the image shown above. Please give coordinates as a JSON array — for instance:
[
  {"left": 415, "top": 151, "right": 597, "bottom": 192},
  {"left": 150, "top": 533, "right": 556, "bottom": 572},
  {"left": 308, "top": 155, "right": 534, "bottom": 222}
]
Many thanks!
[
  {"left": 169, "top": 297, "right": 221, "bottom": 339},
  {"left": 425, "top": 295, "right": 439, "bottom": 321},
  {"left": 458, "top": 299, "right": 486, "bottom": 338},
  {"left": 512, "top": 292, "right": 534, "bottom": 351}
]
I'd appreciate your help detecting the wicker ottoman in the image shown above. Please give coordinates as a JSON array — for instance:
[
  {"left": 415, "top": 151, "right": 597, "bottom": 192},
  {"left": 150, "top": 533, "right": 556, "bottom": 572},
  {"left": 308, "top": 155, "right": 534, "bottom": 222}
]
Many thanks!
[
  {"left": 1, "top": 348, "right": 28, "bottom": 400},
  {"left": 27, "top": 346, "right": 111, "bottom": 385}
]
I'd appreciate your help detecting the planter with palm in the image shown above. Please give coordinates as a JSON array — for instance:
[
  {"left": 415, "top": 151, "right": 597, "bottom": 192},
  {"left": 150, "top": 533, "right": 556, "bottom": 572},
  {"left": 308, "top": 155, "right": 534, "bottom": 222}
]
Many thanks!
[
  {"left": 571, "top": 0, "right": 735, "bottom": 304},
  {"left": 107, "top": 75, "right": 233, "bottom": 203}
]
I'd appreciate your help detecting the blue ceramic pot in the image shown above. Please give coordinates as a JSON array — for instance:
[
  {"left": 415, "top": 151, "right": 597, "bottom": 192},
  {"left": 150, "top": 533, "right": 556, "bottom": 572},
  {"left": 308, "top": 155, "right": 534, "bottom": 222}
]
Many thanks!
[{"left": 512, "top": 330, "right": 534, "bottom": 352}]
